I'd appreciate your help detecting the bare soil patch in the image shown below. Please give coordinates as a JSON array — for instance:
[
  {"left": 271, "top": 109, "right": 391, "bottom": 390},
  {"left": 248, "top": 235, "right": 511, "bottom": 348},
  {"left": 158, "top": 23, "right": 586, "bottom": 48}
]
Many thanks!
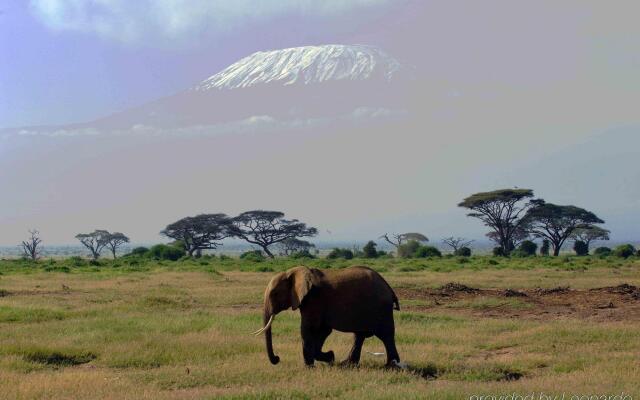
[{"left": 397, "top": 283, "right": 640, "bottom": 321}]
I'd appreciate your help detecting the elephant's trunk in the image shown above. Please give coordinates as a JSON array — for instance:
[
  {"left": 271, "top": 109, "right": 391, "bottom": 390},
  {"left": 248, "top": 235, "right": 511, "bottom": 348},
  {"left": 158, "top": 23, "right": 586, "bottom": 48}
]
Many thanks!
[{"left": 263, "top": 309, "right": 280, "bottom": 365}]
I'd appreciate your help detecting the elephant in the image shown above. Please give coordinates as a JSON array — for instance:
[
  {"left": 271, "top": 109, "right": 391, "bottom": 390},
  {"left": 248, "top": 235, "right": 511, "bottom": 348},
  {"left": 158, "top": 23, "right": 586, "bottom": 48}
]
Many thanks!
[{"left": 254, "top": 265, "right": 402, "bottom": 367}]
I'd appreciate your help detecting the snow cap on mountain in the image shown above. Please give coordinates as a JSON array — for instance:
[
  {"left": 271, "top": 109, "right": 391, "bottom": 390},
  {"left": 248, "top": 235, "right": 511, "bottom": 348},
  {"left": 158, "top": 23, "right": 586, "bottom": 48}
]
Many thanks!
[{"left": 195, "top": 44, "right": 402, "bottom": 91}]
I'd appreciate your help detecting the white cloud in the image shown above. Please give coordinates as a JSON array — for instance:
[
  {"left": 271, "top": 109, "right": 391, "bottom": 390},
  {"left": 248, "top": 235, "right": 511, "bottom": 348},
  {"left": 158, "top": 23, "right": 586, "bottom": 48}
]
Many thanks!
[{"left": 30, "top": 0, "right": 390, "bottom": 44}]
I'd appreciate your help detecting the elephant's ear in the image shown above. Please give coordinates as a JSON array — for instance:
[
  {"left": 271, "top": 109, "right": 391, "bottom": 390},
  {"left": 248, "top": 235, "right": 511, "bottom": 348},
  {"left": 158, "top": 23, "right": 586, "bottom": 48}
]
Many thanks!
[{"left": 287, "top": 267, "right": 317, "bottom": 310}]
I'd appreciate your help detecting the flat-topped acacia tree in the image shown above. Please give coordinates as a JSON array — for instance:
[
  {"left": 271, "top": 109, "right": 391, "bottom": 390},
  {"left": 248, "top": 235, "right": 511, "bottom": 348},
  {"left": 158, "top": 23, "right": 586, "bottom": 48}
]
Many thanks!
[
  {"left": 570, "top": 226, "right": 610, "bottom": 254},
  {"left": 458, "top": 188, "right": 536, "bottom": 256},
  {"left": 524, "top": 202, "right": 605, "bottom": 256},
  {"left": 161, "top": 214, "right": 231, "bottom": 257},
  {"left": 230, "top": 210, "right": 318, "bottom": 258},
  {"left": 76, "top": 230, "right": 110, "bottom": 260},
  {"left": 104, "top": 232, "right": 130, "bottom": 259}
]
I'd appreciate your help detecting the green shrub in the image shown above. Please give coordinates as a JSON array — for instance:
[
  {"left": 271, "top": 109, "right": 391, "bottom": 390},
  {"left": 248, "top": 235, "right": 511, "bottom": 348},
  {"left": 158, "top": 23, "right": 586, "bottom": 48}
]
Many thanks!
[
  {"left": 290, "top": 250, "right": 315, "bottom": 259},
  {"left": 613, "top": 244, "right": 636, "bottom": 259},
  {"left": 492, "top": 247, "right": 505, "bottom": 257},
  {"left": 240, "top": 250, "right": 265, "bottom": 262},
  {"left": 414, "top": 245, "right": 442, "bottom": 258},
  {"left": 397, "top": 241, "right": 421, "bottom": 258},
  {"left": 593, "top": 247, "right": 612, "bottom": 257},
  {"left": 68, "top": 256, "right": 87, "bottom": 267},
  {"left": 540, "top": 239, "right": 550, "bottom": 256},
  {"left": 147, "top": 244, "right": 185, "bottom": 261},
  {"left": 516, "top": 240, "right": 537, "bottom": 257},
  {"left": 573, "top": 240, "right": 589, "bottom": 256},
  {"left": 362, "top": 241, "right": 379, "bottom": 259},
  {"left": 128, "top": 247, "right": 149, "bottom": 256},
  {"left": 326, "top": 248, "right": 354, "bottom": 260},
  {"left": 454, "top": 247, "right": 472, "bottom": 257}
]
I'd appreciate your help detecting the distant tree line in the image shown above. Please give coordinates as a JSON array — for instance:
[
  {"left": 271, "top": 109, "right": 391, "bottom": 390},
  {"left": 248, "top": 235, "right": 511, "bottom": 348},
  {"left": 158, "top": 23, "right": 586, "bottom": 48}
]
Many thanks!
[{"left": 14, "top": 189, "right": 638, "bottom": 261}]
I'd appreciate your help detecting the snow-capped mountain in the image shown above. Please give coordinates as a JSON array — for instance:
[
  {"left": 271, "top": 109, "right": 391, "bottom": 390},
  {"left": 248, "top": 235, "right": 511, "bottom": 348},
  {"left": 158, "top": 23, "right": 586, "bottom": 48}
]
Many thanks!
[{"left": 195, "top": 45, "right": 403, "bottom": 90}]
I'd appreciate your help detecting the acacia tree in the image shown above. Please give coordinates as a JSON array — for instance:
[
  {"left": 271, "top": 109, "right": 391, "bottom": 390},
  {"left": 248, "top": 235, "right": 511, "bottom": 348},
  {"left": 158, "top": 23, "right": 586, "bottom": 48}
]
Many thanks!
[
  {"left": 570, "top": 226, "right": 610, "bottom": 254},
  {"left": 104, "top": 232, "right": 130, "bottom": 259},
  {"left": 524, "top": 202, "right": 604, "bottom": 256},
  {"left": 277, "top": 238, "right": 315, "bottom": 256},
  {"left": 458, "top": 189, "right": 536, "bottom": 256},
  {"left": 380, "top": 233, "right": 428, "bottom": 252},
  {"left": 230, "top": 210, "right": 317, "bottom": 258},
  {"left": 21, "top": 229, "right": 43, "bottom": 261},
  {"left": 441, "top": 237, "right": 474, "bottom": 253},
  {"left": 161, "top": 214, "right": 231, "bottom": 257},
  {"left": 76, "top": 230, "right": 110, "bottom": 260}
]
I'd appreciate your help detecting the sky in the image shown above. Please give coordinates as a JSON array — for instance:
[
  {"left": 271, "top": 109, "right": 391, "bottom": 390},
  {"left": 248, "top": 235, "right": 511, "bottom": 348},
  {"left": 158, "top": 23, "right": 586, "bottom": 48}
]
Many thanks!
[{"left": 1, "top": 1, "right": 640, "bottom": 246}]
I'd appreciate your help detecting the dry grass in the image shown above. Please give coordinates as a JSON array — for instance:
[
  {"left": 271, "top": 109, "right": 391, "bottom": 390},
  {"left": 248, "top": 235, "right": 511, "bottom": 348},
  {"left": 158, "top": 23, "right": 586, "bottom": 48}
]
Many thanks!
[{"left": 1, "top": 265, "right": 639, "bottom": 399}]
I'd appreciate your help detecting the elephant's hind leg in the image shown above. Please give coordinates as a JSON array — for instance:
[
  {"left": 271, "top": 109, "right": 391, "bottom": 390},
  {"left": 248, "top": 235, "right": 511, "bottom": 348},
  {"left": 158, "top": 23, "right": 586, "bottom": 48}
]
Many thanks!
[
  {"left": 342, "top": 333, "right": 366, "bottom": 365},
  {"left": 314, "top": 325, "right": 334, "bottom": 363},
  {"left": 375, "top": 315, "right": 400, "bottom": 366}
]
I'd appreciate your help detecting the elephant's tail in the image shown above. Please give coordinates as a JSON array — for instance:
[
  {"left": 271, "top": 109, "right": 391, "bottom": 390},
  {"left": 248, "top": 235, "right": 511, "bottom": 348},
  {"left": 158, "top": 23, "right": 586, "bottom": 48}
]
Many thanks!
[{"left": 392, "top": 292, "right": 400, "bottom": 311}]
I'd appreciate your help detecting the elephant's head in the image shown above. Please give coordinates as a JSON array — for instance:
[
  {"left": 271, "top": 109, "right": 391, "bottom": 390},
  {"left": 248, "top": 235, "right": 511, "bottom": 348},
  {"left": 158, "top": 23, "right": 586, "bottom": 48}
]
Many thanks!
[{"left": 254, "top": 266, "right": 317, "bottom": 365}]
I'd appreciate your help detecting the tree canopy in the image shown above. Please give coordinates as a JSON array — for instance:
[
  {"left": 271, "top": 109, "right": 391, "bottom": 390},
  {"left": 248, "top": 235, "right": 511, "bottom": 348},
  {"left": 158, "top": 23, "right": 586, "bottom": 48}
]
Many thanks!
[
  {"left": 104, "top": 232, "right": 130, "bottom": 259},
  {"left": 229, "top": 210, "right": 317, "bottom": 258},
  {"left": 570, "top": 226, "right": 610, "bottom": 253},
  {"left": 161, "top": 214, "right": 231, "bottom": 257},
  {"left": 524, "top": 202, "right": 604, "bottom": 256},
  {"left": 276, "top": 238, "right": 315, "bottom": 256},
  {"left": 380, "top": 232, "right": 428, "bottom": 250},
  {"left": 458, "top": 188, "right": 535, "bottom": 255},
  {"left": 75, "top": 230, "right": 110, "bottom": 260}
]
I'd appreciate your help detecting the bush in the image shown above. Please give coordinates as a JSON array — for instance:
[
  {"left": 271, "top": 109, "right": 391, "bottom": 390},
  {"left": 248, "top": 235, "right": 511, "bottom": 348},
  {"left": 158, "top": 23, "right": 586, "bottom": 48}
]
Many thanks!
[
  {"left": 397, "top": 240, "right": 421, "bottom": 258},
  {"left": 593, "top": 247, "right": 612, "bottom": 257},
  {"left": 414, "top": 245, "right": 442, "bottom": 258},
  {"left": 327, "top": 248, "right": 354, "bottom": 260},
  {"left": 540, "top": 239, "right": 550, "bottom": 256},
  {"left": 147, "top": 244, "right": 185, "bottom": 261},
  {"left": 68, "top": 256, "right": 87, "bottom": 267},
  {"left": 128, "top": 247, "right": 149, "bottom": 257},
  {"left": 518, "top": 240, "right": 538, "bottom": 257},
  {"left": 492, "top": 247, "right": 505, "bottom": 257},
  {"left": 239, "top": 250, "right": 265, "bottom": 262},
  {"left": 613, "top": 244, "right": 636, "bottom": 259},
  {"left": 573, "top": 240, "right": 589, "bottom": 256},
  {"left": 290, "top": 250, "right": 315, "bottom": 259},
  {"left": 454, "top": 247, "right": 472, "bottom": 257},
  {"left": 362, "top": 241, "right": 379, "bottom": 259}
]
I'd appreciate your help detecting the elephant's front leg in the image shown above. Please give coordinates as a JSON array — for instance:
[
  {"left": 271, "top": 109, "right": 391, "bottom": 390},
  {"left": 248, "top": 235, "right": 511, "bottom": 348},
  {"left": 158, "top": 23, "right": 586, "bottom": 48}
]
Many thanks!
[{"left": 313, "top": 325, "right": 334, "bottom": 364}]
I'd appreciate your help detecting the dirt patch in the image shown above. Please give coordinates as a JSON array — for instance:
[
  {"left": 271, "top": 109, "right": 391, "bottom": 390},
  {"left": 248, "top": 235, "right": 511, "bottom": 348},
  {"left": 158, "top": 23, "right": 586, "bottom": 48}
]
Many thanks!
[
  {"left": 439, "top": 282, "right": 480, "bottom": 295},
  {"left": 503, "top": 289, "right": 527, "bottom": 297},
  {"left": 535, "top": 286, "right": 570, "bottom": 295},
  {"left": 397, "top": 282, "right": 640, "bottom": 322}
]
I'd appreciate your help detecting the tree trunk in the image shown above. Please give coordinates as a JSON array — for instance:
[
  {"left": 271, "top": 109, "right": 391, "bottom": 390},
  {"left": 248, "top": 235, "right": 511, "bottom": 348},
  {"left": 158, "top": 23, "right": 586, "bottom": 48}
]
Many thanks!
[
  {"left": 553, "top": 244, "right": 561, "bottom": 257},
  {"left": 112, "top": 248, "right": 117, "bottom": 259},
  {"left": 262, "top": 246, "right": 275, "bottom": 258}
]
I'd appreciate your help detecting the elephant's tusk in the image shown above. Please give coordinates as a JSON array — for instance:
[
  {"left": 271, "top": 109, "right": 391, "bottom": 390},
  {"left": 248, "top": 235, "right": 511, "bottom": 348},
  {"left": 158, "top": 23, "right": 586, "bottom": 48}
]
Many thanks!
[{"left": 252, "top": 315, "right": 274, "bottom": 336}]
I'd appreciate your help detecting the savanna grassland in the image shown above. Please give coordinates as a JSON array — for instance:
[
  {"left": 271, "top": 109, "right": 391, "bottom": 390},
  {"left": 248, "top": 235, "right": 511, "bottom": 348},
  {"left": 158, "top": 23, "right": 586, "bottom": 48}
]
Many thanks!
[{"left": 1, "top": 255, "right": 639, "bottom": 399}]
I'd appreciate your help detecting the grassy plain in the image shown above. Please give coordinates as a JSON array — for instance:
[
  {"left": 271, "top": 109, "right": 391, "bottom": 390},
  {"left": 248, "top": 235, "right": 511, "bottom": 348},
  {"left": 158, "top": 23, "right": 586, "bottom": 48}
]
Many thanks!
[{"left": 0, "top": 255, "right": 639, "bottom": 399}]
